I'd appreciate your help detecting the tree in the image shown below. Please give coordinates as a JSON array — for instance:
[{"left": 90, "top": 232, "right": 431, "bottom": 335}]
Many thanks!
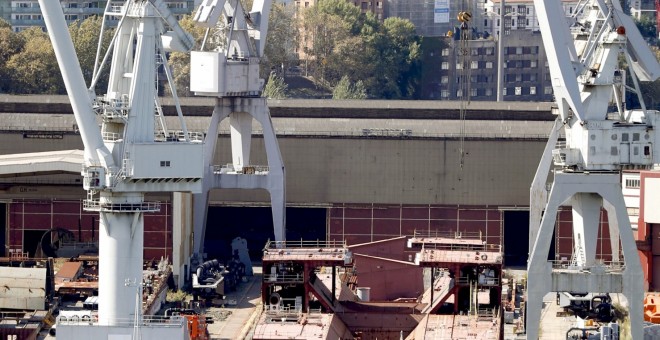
[
  {"left": 167, "top": 14, "right": 212, "bottom": 97},
  {"left": 263, "top": 73, "right": 288, "bottom": 99},
  {"left": 366, "top": 17, "right": 421, "bottom": 99},
  {"left": 263, "top": 2, "right": 299, "bottom": 77},
  {"left": 5, "top": 27, "right": 63, "bottom": 94},
  {"left": 302, "top": 4, "right": 354, "bottom": 85},
  {"left": 634, "top": 16, "right": 657, "bottom": 41},
  {"left": 69, "top": 17, "right": 113, "bottom": 92},
  {"left": 0, "top": 18, "right": 10, "bottom": 29},
  {"left": 332, "top": 75, "right": 366, "bottom": 99},
  {"left": 300, "top": 0, "right": 421, "bottom": 99},
  {"left": 0, "top": 26, "right": 25, "bottom": 93}
]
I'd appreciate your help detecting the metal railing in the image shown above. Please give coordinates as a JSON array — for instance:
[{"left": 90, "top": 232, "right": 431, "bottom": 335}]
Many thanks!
[
  {"left": 83, "top": 200, "right": 161, "bottom": 212},
  {"left": 212, "top": 164, "right": 270, "bottom": 174},
  {"left": 549, "top": 260, "right": 626, "bottom": 272},
  {"left": 419, "top": 242, "right": 502, "bottom": 253},
  {"left": 102, "top": 131, "right": 122, "bottom": 141},
  {"left": 263, "top": 273, "right": 304, "bottom": 283},
  {"left": 57, "top": 315, "right": 186, "bottom": 328},
  {"left": 413, "top": 229, "right": 484, "bottom": 240},
  {"left": 58, "top": 240, "right": 98, "bottom": 250},
  {"left": 265, "top": 239, "right": 347, "bottom": 250}
]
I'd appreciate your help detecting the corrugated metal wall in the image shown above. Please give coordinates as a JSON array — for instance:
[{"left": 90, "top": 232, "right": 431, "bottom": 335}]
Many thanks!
[{"left": 7, "top": 199, "right": 172, "bottom": 260}]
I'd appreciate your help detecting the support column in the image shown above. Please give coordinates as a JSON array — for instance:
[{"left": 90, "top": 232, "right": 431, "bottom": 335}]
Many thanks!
[
  {"left": 603, "top": 200, "right": 621, "bottom": 262},
  {"left": 97, "top": 194, "right": 145, "bottom": 325},
  {"left": 571, "top": 193, "right": 602, "bottom": 266},
  {"left": 253, "top": 99, "right": 286, "bottom": 242},
  {"left": 229, "top": 110, "right": 253, "bottom": 170},
  {"left": 527, "top": 175, "right": 573, "bottom": 340},
  {"left": 192, "top": 101, "right": 230, "bottom": 258},
  {"left": 603, "top": 186, "right": 643, "bottom": 340}
]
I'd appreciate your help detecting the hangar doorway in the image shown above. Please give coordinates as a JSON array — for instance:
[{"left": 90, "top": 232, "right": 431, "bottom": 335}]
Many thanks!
[
  {"left": 503, "top": 210, "right": 530, "bottom": 267},
  {"left": 204, "top": 206, "right": 327, "bottom": 261},
  {"left": 0, "top": 203, "right": 5, "bottom": 256},
  {"left": 503, "top": 210, "right": 555, "bottom": 267}
]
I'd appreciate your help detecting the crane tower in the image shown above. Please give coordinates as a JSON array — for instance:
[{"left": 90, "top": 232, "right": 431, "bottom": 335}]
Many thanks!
[
  {"left": 189, "top": 0, "right": 286, "bottom": 261},
  {"left": 39, "top": 0, "right": 203, "bottom": 336},
  {"left": 528, "top": 0, "right": 660, "bottom": 339}
]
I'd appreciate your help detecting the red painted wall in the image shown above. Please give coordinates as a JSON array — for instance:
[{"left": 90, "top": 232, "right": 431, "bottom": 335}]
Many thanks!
[
  {"left": 328, "top": 204, "right": 503, "bottom": 246},
  {"left": 352, "top": 253, "right": 424, "bottom": 301},
  {"left": 6, "top": 199, "right": 172, "bottom": 260},
  {"left": 638, "top": 171, "right": 660, "bottom": 290},
  {"left": 329, "top": 203, "right": 615, "bottom": 263}
]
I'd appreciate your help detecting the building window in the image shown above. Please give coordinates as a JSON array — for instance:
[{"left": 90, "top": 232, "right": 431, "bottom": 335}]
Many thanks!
[
  {"left": 441, "top": 62, "right": 449, "bottom": 69},
  {"left": 531, "top": 60, "right": 537, "bottom": 68},
  {"left": 471, "top": 61, "right": 478, "bottom": 69},
  {"left": 441, "top": 90, "right": 449, "bottom": 98},
  {"left": 544, "top": 86, "right": 553, "bottom": 94},
  {"left": 503, "top": 87, "right": 508, "bottom": 96},
  {"left": 486, "top": 61, "right": 493, "bottom": 69},
  {"left": 625, "top": 178, "right": 641, "bottom": 188},
  {"left": 485, "top": 47, "right": 494, "bottom": 55},
  {"left": 160, "top": 161, "right": 171, "bottom": 167},
  {"left": 457, "top": 89, "right": 463, "bottom": 97},
  {"left": 456, "top": 63, "right": 463, "bottom": 70},
  {"left": 442, "top": 48, "right": 450, "bottom": 56},
  {"left": 515, "top": 87, "right": 522, "bottom": 95},
  {"left": 485, "top": 88, "right": 493, "bottom": 96},
  {"left": 441, "top": 76, "right": 449, "bottom": 84},
  {"left": 470, "top": 88, "right": 478, "bottom": 97},
  {"left": 530, "top": 86, "right": 536, "bottom": 95},
  {"left": 516, "top": 47, "right": 523, "bottom": 55}
]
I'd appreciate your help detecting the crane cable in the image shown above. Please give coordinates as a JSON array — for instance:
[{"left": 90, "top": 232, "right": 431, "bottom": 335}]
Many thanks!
[{"left": 458, "top": 7, "right": 472, "bottom": 170}]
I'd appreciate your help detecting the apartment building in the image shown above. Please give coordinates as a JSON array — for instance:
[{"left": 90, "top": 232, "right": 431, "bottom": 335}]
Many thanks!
[
  {"left": 294, "top": 0, "right": 385, "bottom": 20},
  {"left": 483, "top": 0, "right": 579, "bottom": 36},
  {"left": 421, "top": 29, "right": 552, "bottom": 101},
  {"left": 8, "top": 0, "right": 194, "bottom": 32},
  {"left": 387, "top": 0, "right": 488, "bottom": 37},
  {"left": 629, "top": 0, "right": 656, "bottom": 21}
]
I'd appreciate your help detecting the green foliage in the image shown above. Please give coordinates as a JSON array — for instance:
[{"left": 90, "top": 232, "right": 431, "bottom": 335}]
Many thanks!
[
  {"left": 5, "top": 27, "right": 63, "bottom": 94},
  {"left": 263, "top": 2, "right": 299, "bottom": 78},
  {"left": 0, "top": 27, "right": 25, "bottom": 93},
  {"left": 166, "top": 290, "right": 189, "bottom": 303},
  {"left": 2, "top": 16, "right": 114, "bottom": 94},
  {"left": 165, "top": 14, "right": 212, "bottom": 97},
  {"left": 263, "top": 73, "right": 288, "bottom": 99},
  {"left": 332, "top": 75, "right": 366, "bottom": 99},
  {"left": 634, "top": 16, "right": 657, "bottom": 40},
  {"left": 301, "top": 0, "right": 421, "bottom": 99},
  {"left": 69, "top": 17, "right": 113, "bottom": 92}
]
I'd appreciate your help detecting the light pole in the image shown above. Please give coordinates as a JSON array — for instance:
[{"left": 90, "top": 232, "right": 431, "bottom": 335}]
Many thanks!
[{"left": 496, "top": 0, "right": 506, "bottom": 102}]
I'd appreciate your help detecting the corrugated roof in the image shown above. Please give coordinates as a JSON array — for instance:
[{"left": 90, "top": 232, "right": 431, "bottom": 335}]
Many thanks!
[
  {"left": 0, "top": 150, "right": 84, "bottom": 176},
  {"left": 0, "top": 113, "right": 555, "bottom": 139}
]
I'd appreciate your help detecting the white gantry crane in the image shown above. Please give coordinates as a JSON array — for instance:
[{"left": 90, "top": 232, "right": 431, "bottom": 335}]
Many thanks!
[
  {"left": 189, "top": 0, "right": 286, "bottom": 260},
  {"left": 40, "top": 0, "right": 203, "bottom": 336},
  {"left": 528, "top": 0, "right": 660, "bottom": 339}
]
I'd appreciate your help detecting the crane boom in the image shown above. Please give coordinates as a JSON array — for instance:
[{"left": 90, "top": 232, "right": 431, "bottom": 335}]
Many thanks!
[
  {"left": 40, "top": 1, "right": 204, "bottom": 337},
  {"left": 38, "top": 0, "right": 115, "bottom": 170}
]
